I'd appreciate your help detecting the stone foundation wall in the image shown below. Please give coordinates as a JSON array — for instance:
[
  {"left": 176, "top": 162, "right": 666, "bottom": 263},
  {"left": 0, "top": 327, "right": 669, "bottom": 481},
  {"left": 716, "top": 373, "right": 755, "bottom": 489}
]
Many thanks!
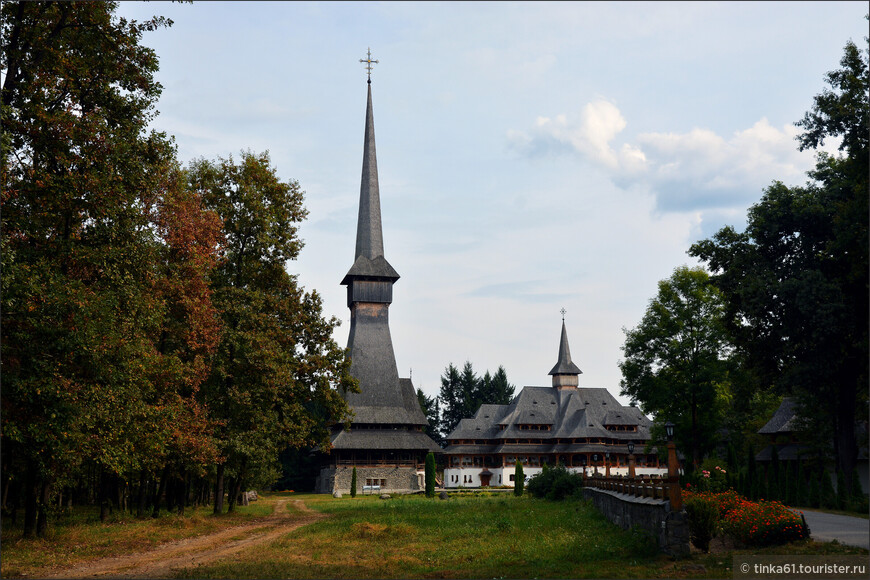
[
  {"left": 316, "top": 466, "right": 423, "bottom": 494},
  {"left": 581, "top": 488, "right": 689, "bottom": 557}
]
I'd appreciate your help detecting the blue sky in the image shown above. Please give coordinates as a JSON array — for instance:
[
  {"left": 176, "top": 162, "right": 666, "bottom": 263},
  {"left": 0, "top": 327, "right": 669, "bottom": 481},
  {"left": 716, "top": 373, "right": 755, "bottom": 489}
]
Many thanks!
[{"left": 117, "top": 1, "right": 866, "bottom": 404}]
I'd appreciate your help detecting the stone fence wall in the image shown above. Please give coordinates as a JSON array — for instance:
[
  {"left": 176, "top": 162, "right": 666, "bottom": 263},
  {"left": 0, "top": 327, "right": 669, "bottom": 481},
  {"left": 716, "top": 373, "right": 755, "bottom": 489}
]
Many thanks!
[
  {"left": 581, "top": 487, "right": 689, "bottom": 557},
  {"left": 315, "top": 465, "right": 423, "bottom": 494}
]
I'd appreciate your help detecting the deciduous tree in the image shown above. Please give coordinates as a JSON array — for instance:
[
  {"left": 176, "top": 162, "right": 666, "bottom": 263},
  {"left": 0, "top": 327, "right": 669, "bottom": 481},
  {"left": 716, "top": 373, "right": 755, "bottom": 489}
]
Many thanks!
[
  {"left": 619, "top": 266, "right": 732, "bottom": 470},
  {"left": 188, "top": 152, "right": 356, "bottom": 513},
  {"left": 689, "top": 38, "right": 868, "bottom": 488}
]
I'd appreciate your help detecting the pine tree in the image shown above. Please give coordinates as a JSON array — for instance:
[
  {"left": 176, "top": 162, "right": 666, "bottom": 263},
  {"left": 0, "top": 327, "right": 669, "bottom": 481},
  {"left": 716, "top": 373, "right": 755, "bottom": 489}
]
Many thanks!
[
  {"left": 350, "top": 467, "right": 357, "bottom": 498},
  {"left": 795, "top": 461, "right": 806, "bottom": 507},
  {"left": 836, "top": 469, "right": 848, "bottom": 510},
  {"left": 808, "top": 473, "right": 820, "bottom": 508},
  {"left": 514, "top": 461, "right": 524, "bottom": 497},
  {"left": 820, "top": 472, "right": 836, "bottom": 509}
]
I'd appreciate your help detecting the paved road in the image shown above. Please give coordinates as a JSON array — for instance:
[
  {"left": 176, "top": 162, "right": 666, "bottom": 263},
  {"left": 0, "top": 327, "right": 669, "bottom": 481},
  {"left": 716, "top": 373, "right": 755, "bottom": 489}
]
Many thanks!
[{"left": 797, "top": 509, "right": 870, "bottom": 550}]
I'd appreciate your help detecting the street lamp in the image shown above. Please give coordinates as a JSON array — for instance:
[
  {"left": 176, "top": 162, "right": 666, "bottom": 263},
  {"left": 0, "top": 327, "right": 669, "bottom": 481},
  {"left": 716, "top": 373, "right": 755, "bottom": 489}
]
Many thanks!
[
  {"left": 665, "top": 421, "right": 675, "bottom": 441},
  {"left": 627, "top": 441, "right": 636, "bottom": 479},
  {"left": 605, "top": 451, "right": 611, "bottom": 477}
]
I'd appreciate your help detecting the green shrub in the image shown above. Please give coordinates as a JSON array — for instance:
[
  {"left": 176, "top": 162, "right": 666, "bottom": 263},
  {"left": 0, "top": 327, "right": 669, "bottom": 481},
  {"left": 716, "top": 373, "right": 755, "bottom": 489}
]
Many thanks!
[
  {"left": 808, "top": 475, "right": 820, "bottom": 508},
  {"left": 425, "top": 453, "right": 435, "bottom": 498},
  {"left": 794, "top": 461, "right": 805, "bottom": 507},
  {"left": 514, "top": 461, "right": 524, "bottom": 497},
  {"left": 527, "top": 464, "right": 584, "bottom": 500},
  {"left": 685, "top": 495, "right": 719, "bottom": 553},
  {"left": 684, "top": 489, "right": 809, "bottom": 548},
  {"left": 350, "top": 467, "right": 357, "bottom": 498},
  {"left": 836, "top": 469, "right": 848, "bottom": 510},
  {"left": 820, "top": 472, "right": 836, "bottom": 509}
]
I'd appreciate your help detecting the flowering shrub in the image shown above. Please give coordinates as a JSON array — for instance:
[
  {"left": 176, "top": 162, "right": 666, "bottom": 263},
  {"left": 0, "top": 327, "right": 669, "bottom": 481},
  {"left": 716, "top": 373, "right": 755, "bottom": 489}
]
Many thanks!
[
  {"left": 721, "top": 498, "right": 808, "bottom": 546},
  {"left": 695, "top": 464, "right": 729, "bottom": 492},
  {"left": 682, "top": 489, "right": 808, "bottom": 547},
  {"left": 685, "top": 494, "right": 720, "bottom": 552}
]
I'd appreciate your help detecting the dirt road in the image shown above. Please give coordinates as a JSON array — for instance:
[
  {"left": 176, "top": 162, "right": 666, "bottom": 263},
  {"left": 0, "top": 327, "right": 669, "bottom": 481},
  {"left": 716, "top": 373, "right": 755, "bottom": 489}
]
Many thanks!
[{"left": 43, "top": 500, "right": 325, "bottom": 579}]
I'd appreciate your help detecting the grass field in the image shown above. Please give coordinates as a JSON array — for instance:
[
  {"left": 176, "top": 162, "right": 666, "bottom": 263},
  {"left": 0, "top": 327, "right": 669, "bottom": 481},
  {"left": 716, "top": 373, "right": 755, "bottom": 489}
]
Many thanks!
[
  {"left": 2, "top": 492, "right": 866, "bottom": 579},
  {"left": 0, "top": 500, "right": 274, "bottom": 577},
  {"left": 174, "top": 493, "right": 866, "bottom": 579}
]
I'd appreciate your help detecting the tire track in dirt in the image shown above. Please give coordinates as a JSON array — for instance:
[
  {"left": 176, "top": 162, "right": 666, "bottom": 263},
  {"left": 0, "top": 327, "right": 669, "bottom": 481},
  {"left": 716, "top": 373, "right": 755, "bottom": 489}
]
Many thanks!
[{"left": 43, "top": 499, "right": 325, "bottom": 579}]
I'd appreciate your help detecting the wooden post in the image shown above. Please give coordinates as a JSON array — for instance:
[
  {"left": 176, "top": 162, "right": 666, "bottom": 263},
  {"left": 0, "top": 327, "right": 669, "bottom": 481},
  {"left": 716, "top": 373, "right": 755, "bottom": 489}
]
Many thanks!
[
  {"left": 667, "top": 441, "right": 682, "bottom": 511},
  {"left": 628, "top": 453, "right": 636, "bottom": 479}
]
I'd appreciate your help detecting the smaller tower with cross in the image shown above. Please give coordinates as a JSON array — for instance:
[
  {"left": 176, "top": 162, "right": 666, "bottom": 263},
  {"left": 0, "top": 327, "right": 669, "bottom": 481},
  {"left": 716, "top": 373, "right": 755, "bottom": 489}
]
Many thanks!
[{"left": 549, "top": 311, "right": 582, "bottom": 390}]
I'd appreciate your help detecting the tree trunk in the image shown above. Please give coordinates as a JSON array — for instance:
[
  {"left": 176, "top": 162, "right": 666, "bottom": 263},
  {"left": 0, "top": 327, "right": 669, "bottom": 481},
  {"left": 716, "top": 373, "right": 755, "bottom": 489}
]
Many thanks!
[
  {"left": 152, "top": 465, "right": 169, "bottom": 518},
  {"left": 226, "top": 476, "right": 237, "bottom": 513},
  {"left": 36, "top": 478, "right": 51, "bottom": 537},
  {"left": 836, "top": 373, "right": 858, "bottom": 495},
  {"left": 213, "top": 464, "right": 225, "bottom": 515},
  {"left": 23, "top": 463, "right": 38, "bottom": 538},
  {"left": 136, "top": 471, "right": 147, "bottom": 518},
  {"left": 99, "top": 470, "right": 110, "bottom": 522}
]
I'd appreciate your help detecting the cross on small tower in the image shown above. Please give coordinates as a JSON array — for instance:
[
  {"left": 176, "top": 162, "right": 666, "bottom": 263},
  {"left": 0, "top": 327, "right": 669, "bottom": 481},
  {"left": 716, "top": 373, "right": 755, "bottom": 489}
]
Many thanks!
[
  {"left": 560, "top": 308, "right": 567, "bottom": 321},
  {"left": 360, "top": 47, "right": 379, "bottom": 83}
]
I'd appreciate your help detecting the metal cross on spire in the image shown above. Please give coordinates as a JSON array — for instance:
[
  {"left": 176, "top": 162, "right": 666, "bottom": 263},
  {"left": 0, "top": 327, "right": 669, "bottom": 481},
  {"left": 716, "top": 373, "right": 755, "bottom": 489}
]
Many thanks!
[
  {"left": 360, "top": 47, "right": 379, "bottom": 83},
  {"left": 560, "top": 308, "right": 567, "bottom": 321}
]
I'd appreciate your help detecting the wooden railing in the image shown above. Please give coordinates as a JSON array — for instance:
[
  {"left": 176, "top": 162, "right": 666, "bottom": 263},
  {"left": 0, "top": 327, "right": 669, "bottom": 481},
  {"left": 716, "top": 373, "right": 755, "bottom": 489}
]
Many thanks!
[{"left": 583, "top": 473, "right": 678, "bottom": 503}]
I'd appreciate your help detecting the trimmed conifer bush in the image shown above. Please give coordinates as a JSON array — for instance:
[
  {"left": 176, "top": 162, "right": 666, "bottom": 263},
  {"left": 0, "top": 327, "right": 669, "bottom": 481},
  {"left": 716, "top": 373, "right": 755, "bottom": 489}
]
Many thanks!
[
  {"left": 514, "top": 461, "right": 524, "bottom": 496},
  {"left": 820, "top": 471, "right": 836, "bottom": 509},
  {"left": 808, "top": 474, "right": 820, "bottom": 508},
  {"left": 425, "top": 452, "right": 436, "bottom": 498},
  {"left": 351, "top": 467, "right": 357, "bottom": 498},
  {"left": 836, "top": 469, "right": 848, "bottom": 510}
]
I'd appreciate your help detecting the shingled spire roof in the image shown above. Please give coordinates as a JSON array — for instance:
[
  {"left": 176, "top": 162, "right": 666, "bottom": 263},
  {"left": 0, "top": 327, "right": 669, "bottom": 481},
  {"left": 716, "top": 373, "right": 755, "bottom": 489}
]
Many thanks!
[
  {"left": 342, "top": 83, "right": 399, "bottom": 284},
  {"left": 549, "top": 319, "right": 583, "bottom": 376}
]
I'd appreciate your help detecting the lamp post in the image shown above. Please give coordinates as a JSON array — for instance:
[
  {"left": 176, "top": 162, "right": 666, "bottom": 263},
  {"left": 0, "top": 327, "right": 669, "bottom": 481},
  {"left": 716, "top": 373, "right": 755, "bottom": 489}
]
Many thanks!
[
  {"left": 664, "top": 421, "right": 682, "bottom": 510},
  {"left": 627, "top": 441, "right": 636, "bottom": 479},
  {"left": 605, "top": 451, "right": 611, "bottom": 478},
  {"left": 592, "top": 454, "right": 599, "bottom": 475}
]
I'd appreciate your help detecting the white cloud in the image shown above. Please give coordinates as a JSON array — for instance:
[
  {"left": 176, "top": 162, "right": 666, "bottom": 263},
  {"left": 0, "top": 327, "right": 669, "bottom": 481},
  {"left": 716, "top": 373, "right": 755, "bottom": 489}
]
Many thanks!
[{"left": 510, "top": 105, "right": 821, "bottom": 214}]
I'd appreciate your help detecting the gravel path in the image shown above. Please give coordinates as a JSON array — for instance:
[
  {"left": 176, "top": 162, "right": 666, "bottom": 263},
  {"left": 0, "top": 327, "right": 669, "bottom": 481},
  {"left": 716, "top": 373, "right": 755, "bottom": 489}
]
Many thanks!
[{"left": 43, "top": 500, "right": 325, "bottom": 579}]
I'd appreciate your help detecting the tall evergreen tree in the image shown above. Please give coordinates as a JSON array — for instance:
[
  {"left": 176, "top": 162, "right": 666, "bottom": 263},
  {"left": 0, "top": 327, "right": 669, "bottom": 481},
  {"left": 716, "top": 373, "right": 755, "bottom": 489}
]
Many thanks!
[
  {"left": 416, "top": 388, "right": 442, "bottom": 445},
  {"left": 438, "top": 361, "right": 515, "bottom": 438}
]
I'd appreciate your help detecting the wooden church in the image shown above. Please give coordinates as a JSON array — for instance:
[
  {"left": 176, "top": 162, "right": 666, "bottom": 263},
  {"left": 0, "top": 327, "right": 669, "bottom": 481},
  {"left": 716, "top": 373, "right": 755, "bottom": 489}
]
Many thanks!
[{"left": 315, "top": 55, "right": 441, "bottom": 494}]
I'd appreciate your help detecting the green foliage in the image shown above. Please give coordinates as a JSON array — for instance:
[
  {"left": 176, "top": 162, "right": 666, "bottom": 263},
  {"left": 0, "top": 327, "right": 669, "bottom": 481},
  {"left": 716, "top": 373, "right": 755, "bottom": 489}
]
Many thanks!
[
  {"left": 685, "top": 495, "right": 719, "bottom": 553},
  {"left": 438, "top": 362, "right": 515, "bottom": 437},
  {"left": 189, "top": 152, "right": 357, "bottom": 512},
  {"left": 424, "top": 453, "right": 436, "bottom": 498},
  {"left": 1, "top": 0, "right": 222, "bottom": 536},
  {"left": 690, "top": 36, "right": 868, "bottom": 483},
  {"left": 350, "top": 467, "right": 357, "bottom": 498},
  {"left": 619, "top": 266, "right": 732, "bottom": 469},
  {"left": 514, "top": 461, "right": 524, "bottom": 497},
  {"left": 794, "top": 461, "right": 806, "bottom": 507},
  {"left": 820, "top": 472, "right": 837, "bottom": 509},
  {"left": 684, "top": 489, "right": 808, "bottom": 548},
  {"left": 416, "top": 389, "right": 442, "bottom": 445},
  {"left": 835, "top": 469, "right": 847, "bottom": 510},
  {"left": 526, "top": 464, "right": 584, "bottom": 500},
  {"left": 808, "top": 474, "right": 820, "bottom": 508}
]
